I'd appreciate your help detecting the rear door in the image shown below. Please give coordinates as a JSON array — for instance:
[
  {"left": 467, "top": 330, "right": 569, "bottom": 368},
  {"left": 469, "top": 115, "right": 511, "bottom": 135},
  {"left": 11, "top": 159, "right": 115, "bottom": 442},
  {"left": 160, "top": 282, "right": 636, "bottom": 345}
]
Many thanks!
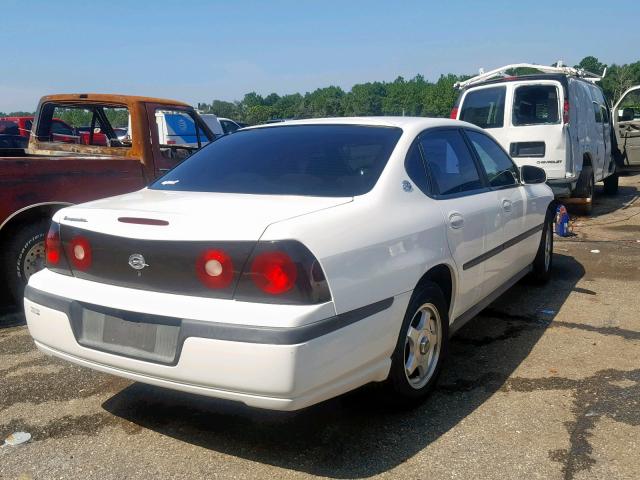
[
  {"left": 612, "top": 86, "right": 640, "bottom": 167},
  {"left": 417, "top": 128, "right": 502, "bottom": 318}
]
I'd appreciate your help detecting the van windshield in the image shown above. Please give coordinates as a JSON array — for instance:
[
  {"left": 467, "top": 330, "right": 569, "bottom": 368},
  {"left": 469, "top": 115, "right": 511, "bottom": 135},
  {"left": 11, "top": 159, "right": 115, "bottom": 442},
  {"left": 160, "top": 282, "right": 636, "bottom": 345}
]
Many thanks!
[
  {"left": 150, "top": 124, "right": 403, "bottom": 197},
  {"left": 459, "top": 87, "right": 506, "bottom": 129},
  {"left": 512, "top": 85, "right": 559, "bottom": 126}
]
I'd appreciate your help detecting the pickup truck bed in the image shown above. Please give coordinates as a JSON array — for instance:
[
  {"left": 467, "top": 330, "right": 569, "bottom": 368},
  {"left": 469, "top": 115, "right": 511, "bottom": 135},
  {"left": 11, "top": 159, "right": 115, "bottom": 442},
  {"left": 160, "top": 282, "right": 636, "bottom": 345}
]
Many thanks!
[{"left": 1, "top": 93, "right": 215, "bottom": 302}]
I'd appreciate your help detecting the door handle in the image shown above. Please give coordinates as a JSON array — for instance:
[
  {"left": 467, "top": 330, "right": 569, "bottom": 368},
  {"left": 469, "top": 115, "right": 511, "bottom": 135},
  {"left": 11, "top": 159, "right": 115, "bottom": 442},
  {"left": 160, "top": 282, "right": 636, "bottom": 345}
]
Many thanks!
[
  {"left": 448, "top": 212, "right": 464, "bottom": 229},
  {"left": 502, "top": 199, "right": 512, "bottom": 212}
]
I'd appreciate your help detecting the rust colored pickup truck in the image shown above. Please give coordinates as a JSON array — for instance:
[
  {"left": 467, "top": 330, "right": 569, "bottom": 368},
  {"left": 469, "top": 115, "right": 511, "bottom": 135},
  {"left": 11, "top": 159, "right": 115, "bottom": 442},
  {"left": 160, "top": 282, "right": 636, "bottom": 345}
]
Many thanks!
[{"left": 0, "top": 93, "right": 216, "bottom": 302}]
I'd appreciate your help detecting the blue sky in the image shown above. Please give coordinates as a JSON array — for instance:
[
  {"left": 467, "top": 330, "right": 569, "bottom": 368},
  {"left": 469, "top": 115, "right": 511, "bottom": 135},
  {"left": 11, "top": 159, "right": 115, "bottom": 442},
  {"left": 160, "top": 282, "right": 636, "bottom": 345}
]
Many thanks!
[{"left": 1, "top": 0, "right": 638, "bottom": 112}]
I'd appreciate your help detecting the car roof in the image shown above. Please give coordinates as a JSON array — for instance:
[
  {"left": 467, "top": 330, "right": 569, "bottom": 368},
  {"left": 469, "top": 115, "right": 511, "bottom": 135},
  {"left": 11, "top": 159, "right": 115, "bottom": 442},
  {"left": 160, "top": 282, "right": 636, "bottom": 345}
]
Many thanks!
[{"left": 245, "top": 116, "right": 480, "bottom": 132}]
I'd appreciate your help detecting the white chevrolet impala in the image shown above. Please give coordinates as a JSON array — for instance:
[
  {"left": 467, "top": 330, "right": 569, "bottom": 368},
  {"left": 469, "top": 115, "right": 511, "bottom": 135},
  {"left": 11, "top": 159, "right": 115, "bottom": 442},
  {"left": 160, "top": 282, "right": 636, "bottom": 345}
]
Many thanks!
[{"left": 25, "top": 117, "right": 554, "bottom": 411}]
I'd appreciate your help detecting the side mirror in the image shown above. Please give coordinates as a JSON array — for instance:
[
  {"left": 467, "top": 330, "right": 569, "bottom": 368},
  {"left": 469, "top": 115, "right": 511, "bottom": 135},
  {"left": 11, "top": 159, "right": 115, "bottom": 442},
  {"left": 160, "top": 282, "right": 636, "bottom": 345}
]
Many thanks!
[
  {"left": 521, "top": 165, "right": 546, "bottom": 184},
  {"left": 619, "top": 107, "right": 635, "bottom": 122}
]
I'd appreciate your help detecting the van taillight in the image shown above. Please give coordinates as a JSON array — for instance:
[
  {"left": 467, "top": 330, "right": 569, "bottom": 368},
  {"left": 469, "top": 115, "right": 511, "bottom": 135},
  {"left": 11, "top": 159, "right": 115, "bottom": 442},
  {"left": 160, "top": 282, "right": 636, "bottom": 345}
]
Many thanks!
[
  {"left": 563, "top": 99, "right": 570, "bottom": 124},
  {"left": 450, "top": 107, "right": 459, "bottom": 119}
]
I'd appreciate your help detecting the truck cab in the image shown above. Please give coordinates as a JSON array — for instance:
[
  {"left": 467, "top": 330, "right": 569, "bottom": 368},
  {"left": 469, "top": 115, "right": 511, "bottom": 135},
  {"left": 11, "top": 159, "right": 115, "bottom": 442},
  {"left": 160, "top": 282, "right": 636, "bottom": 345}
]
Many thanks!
[{"left": 0, "top": 93, "right": 216, "bottom": 302}]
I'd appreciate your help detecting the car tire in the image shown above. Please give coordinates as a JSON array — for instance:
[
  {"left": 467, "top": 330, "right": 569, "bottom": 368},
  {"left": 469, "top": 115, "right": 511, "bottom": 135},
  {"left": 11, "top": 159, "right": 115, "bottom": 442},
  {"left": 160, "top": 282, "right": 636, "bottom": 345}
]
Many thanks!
[
  {"left": 531, "top": 210, "right": 554, "bottom": 283},
  {"left": 574, "top": 165, "right": 594, "bottom": 215},
  {"left": 5, "top": 220, "right": 49, "bottom": 303},
  {"left": 603, "top": 169, "right": 619, "bottom": 195},
  {"left": 387, "top": 282, "right": 449, "bottom": 405}
]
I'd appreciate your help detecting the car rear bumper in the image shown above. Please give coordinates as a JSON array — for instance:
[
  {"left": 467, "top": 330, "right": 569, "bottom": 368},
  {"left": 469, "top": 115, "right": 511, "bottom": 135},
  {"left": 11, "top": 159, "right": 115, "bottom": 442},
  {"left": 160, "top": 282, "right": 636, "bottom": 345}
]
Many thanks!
[{"left": 24, "top": 270, "right": 407, "bottom": 411}]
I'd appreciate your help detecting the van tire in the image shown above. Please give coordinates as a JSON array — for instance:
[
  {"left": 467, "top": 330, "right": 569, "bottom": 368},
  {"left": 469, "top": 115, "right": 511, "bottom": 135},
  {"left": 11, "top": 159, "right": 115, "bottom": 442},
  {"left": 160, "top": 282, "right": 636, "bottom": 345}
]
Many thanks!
[
  {"left": 603, "top": 170, "right": 619, "bottom": 195},
  {"left": 574, "top": 165, "right": 594, "bottom": 215},
  {"left": 5, "top": 220, "right": 49, "bottom": 303}
]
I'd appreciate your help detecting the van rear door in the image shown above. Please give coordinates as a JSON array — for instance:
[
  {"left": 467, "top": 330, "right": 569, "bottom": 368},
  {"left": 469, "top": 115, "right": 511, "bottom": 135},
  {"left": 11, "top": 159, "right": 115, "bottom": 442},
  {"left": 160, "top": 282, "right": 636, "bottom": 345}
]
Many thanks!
[{"left": 612, "top": 85, "right": 640, "bottom": 167}]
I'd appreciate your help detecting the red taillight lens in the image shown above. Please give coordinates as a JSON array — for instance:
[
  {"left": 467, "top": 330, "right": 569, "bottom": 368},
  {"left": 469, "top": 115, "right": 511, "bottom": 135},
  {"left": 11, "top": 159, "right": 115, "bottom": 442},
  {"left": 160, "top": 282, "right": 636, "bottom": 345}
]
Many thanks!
[
  {"left": 563, "top": 99, "right": 570, "bottom": 124},
  {"left": 45, "top": 223, "right": 62, "bottom": 266},
  {"left": 250, "top": 251, "right": 297, "bottom": 295},
  {"left": 196, "top": 249, "right": 234, "bottom": 289},
  {"left": 450, "top": 107, "right": 459, "bottom": 119},
  {"left": 68, "top": 235, "right": 92, "bottom": 271}
]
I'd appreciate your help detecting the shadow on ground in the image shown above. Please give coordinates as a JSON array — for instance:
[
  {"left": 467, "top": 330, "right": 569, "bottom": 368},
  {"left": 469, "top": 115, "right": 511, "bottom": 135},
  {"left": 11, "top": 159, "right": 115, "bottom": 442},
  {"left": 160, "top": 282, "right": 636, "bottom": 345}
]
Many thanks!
[
  {"left": 566, "top": 172, "right": 639, "bottom": 219},
  {"left": 103, "top": 253, "right": 586, "bottom": 478}
]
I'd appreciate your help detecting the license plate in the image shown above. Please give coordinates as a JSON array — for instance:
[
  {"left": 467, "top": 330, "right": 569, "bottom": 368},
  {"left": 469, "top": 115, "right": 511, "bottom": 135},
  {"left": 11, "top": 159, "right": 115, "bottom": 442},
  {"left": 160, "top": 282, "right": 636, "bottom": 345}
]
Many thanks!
[{"left": 76, "top": 306, "right": 180, "bottom": 364}]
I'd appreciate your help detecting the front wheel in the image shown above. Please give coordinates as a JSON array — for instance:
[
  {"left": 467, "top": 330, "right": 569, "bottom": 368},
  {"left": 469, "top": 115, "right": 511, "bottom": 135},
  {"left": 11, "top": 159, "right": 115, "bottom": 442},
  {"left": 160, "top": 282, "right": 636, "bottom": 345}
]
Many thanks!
[
  {"left": 387, "top": 282, "right": 449, "bottom": 404},
  {"left": 4, "top": 220, "right": 49, "bottom": 303}
]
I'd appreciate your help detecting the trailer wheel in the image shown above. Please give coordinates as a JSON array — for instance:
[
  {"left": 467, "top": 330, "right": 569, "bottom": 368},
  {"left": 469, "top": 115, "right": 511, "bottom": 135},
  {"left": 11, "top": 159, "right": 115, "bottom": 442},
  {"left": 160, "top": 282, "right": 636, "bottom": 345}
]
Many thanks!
[{"left": 4, "top": 220, "right": 49, "bottom": 303}]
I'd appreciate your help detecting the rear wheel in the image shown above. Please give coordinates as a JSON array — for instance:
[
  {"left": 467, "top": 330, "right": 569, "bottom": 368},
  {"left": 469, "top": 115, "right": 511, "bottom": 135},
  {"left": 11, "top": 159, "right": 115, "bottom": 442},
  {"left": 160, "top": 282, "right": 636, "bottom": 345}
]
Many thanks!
[
  {"left": 603, "top": 167, "right": 619, "bottom": 195},
  {"left": 531, "top": 210, "right": 554, "bottom": 283},
  {"left": 387, "top": 282, "right": 449, "bottom": 405},
  {"left": 574, "top": 165, "right": 594, "bottom": 215},
  {"left": 4, "top": 220, "right": 49, "bottom": 303}
]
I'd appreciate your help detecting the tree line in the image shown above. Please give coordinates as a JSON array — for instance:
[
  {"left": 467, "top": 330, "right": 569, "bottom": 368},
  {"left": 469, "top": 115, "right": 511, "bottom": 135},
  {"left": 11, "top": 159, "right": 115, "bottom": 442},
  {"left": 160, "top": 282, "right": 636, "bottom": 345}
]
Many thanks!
[
  {"left": 196, "top": 56, "right": 640, "bottom": 124},
  {"left": 3, "top": 56, "right": 639, "bottom": 123}
]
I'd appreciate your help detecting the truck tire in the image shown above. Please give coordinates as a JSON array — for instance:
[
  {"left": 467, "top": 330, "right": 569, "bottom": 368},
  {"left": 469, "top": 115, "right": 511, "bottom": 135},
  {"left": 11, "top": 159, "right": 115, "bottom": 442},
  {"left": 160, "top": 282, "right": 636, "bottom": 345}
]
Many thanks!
[
  {"left": 574, "top": 165, "right": 594, "bottom": 215},
  {"left": 5, "top": 220, "right": 49, "bottom": 303},
  {"left": 603, "top": 169, "right": 619, "bottom": 195}
]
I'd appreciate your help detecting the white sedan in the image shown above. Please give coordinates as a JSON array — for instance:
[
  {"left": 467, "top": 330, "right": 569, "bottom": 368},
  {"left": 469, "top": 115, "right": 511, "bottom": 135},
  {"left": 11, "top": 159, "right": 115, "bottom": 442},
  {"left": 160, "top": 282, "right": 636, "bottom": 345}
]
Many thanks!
[{"left": 25, "top": 117, "right": 554, "bottom": 411}]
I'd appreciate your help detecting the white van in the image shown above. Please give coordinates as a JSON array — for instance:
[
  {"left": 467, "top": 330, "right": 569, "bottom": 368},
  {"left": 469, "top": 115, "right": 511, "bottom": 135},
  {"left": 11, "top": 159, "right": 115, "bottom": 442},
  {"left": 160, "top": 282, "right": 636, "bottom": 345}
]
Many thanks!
[{"left": 452, "top": 64, "right": 618, "bottom": 211}]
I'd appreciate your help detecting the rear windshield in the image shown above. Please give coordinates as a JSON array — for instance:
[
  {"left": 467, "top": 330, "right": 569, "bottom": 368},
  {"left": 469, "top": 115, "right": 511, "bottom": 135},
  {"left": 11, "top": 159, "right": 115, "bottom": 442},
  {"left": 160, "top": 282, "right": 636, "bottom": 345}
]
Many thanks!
[
  {"left": 512, "top": 85, "right": 559, "bottom": 126},
  {"left": 150, "top": 125, "right": 403, "bottom": 197},
  {"left": 460, "top": 86, "right": 506, "bottom": 129}
]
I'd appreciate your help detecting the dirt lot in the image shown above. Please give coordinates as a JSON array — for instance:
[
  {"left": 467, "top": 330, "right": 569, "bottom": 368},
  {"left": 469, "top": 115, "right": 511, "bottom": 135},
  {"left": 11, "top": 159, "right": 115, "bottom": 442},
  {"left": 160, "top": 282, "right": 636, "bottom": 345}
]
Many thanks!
[{"left": 1, "top": 174, "right": 639, "bottom": 480}]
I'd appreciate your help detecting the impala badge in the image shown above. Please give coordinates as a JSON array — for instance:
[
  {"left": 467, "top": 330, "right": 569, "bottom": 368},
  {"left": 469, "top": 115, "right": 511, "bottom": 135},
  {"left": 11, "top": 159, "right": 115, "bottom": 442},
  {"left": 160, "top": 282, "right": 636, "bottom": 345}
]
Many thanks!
[{"left": 128, "top": 254, "right": 149, "bottom": 270}]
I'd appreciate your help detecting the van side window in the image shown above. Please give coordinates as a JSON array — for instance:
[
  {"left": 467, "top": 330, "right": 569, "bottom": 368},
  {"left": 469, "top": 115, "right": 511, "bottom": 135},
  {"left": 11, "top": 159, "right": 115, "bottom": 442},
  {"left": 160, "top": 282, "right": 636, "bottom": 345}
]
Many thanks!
[
  {"left": 512, "top": 85, "right": 559, "bottom": 126},
  {"left": 459, "top": 87, "right": 506, "bottom": 129},
  {"left": 593, "top": 103, "right": 603, "bottom": 123},
  {"left": 466, "top": 130, "right": 519, "bottom": 188},
  {"left": 419, "top": 130, "right": 483, "bottom": 195}
]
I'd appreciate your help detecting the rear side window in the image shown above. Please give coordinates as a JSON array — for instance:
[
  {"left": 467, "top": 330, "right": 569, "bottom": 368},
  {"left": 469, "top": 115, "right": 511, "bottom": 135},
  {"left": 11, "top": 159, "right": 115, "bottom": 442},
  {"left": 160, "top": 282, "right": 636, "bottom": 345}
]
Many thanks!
[
  {"left": 404, "top": 143, "right": 430, "bottom": 195},
  {"left": 0, "top": 120, "right": 19, "bottom": 135},
  {"left": 151, "top": 125, "right": 403, "bottom": 197},
  {"left": 419, "top": 129, "right": 483, "bottom": 195},
  {"left": 466, "top": 130, "right": 519, "bottom": 188},
  {"left": 36, "top": 103, "right": 132, "bottom": 148},
  {"left": 460, "top": 87, "right": 506, "bottom": 129},
  {"left": 512, "top": 85, "right": 559, "bottom": 126}
]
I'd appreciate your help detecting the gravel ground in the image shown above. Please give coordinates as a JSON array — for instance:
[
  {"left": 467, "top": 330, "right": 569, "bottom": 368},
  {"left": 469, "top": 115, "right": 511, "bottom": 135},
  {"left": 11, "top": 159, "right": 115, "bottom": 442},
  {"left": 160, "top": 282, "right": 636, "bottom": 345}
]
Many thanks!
[{"left": 1, "top": 173, "right": 639, "bottom": 480}]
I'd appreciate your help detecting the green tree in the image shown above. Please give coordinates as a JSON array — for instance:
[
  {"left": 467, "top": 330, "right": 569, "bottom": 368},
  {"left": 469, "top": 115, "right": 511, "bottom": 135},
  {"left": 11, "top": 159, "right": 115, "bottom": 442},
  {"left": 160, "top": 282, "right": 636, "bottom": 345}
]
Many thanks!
[{"left": 575, "top": 56, "right": 607, "bottom": 75}]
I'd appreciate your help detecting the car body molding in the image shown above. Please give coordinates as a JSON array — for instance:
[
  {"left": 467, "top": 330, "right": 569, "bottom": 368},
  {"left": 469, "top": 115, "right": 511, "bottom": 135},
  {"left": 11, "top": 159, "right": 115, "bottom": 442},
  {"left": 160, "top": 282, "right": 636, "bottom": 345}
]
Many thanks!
[
  {"left": 25, "top": 286, "right": 393, "bottom": 359},
  {"left": 463, "top": 223, "right": 544, "bottom": 271}
]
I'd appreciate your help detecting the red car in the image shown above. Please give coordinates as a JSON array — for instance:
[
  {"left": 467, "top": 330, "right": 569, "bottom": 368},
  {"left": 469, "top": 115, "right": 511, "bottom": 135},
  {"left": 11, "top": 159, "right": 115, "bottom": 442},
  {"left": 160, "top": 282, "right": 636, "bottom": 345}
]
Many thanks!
[{"left": 0, "top": 116, "right": 108, "bottom": 146}]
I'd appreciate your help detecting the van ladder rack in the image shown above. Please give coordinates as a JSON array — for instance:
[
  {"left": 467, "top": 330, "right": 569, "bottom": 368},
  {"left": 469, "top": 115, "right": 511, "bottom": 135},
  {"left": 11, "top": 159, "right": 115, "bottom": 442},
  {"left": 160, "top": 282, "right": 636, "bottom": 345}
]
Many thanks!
[{"left": 454, "top": 62, "right": 606, "bottom": 90}]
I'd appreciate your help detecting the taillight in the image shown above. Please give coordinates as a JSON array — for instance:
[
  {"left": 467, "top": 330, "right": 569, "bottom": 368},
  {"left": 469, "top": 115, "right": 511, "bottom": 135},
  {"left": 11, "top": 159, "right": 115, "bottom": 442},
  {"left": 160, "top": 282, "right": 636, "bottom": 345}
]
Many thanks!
[
  {"left": 234, "top": 240, "right": 331, "bottom": 305},
  {"left": 563, "top": 99, "right": 570, "bottom": 124},
  {"left": 45, "top": 222, "right": 62, "bottom": 266},
  {"left": 250, "top": 251, "right": 297, "bottom": 294},
  {"left": 450, "top": 107, "right": 458, "bottom": 119},
  {"left": 196, "top": 249, "right": 234, "bottom": 289},
  {"left": 45, "top": 222, "right": 72, "bottom": 275},
  {"left": 68, "top": 236, "right": 92, "bottom": 271}
]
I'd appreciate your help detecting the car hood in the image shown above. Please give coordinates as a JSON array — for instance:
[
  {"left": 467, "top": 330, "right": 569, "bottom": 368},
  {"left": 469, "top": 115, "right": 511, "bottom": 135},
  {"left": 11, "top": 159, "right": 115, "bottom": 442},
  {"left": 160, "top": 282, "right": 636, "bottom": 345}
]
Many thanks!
[{"left": 56, "top": 188, "right": 353, "bottom": 241}]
